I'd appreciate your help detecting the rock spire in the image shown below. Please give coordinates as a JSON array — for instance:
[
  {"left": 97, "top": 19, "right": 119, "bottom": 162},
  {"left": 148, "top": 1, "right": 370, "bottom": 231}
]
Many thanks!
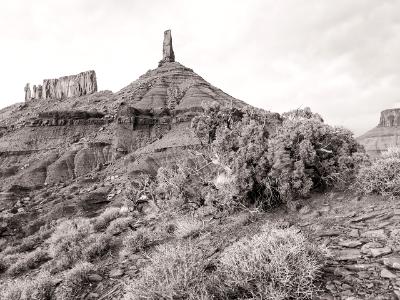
[
  {"left": 24, "top": 83, "right": 31, "bottom": 101},
  {"left": 159, "top": 29, "right": 175, "bottom": 66}
]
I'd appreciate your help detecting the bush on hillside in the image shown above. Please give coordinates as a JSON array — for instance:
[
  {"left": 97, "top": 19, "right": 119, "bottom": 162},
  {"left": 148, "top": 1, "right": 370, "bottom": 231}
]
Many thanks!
[
  {"left": 355, "top": 147, "right": 400, "bottom": 197},
  {"left": 192, "top": 105, "right": 366, "bottom": 207},
  {"left": 215, "top": 224, "right": 327, "bottom": 299},
  {"left": 267, "top": 108, "right": 366, "bottom": 203},
  {"left": 192, "top": 103, "right": 281, "bottom": 208},
  {"left": 155, "top": 153, "right": 217, "bottom": 210}
]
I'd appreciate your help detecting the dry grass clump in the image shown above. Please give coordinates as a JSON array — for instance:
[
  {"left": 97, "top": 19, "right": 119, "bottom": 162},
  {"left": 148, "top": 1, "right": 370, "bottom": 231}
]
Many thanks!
[
  {"left": 215, "top": 224, "right": 326, "bottom": 299},
  {"left": 121, "top": 228, "right": 155, "bottom": 255},
  {"left": 83, "top": 232, "right": 113, "bottom": 261},
  {"left": 1, "top": 271, "right": 54, "bottom": 300},
  {"left": 47, "top": 218, "right": 92, "bottom": 270},
  {"left": 3, "top": 223, "right": 53, "bottom": 256},
  {"left": 106, "top": 216, "right": 135, "bottom": 235},
  {"left": 124, "top": 242, "right": 209, "bottom": 300},
  {"left": 7, "top": 248, "right": 48, "bottom": 276},
  {"left": 93, "top": 207, "right": 126, "bottom": 231},
  {"left": 174, "top": 217, "right": 203, "bottom": 239},
  {"left": 58, "top": 262, "right": 96, "bottom": 300},
  {"left": 355, "top": 149, "right": 400, "bottom": 197}
]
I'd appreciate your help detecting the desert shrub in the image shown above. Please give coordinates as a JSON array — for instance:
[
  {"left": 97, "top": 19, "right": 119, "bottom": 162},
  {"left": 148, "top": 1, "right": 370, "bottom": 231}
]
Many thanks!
[
  {"left": 174, "top": 217, "right": 203, "bottom": 239},
  {"left": 7, "top": 249, "right": 48, "bottom": 276},
  {"left": 192, "top": 104, "right": 281, "bottom": 208},
  {"left": 1, "top": 271, "right": 54, "bottom": 300},
  {"left": 355, "top": 147, "right": 400, "bottom": 197},
  {"left": 93, "top": 207, "right": 125, "bottom": 231},
  {"left": 155, "top": 153, "right": 217, "bottom": 211},
  {"left": 47, "top": 218, "right": 92, "bottom": 270},
  {"left": 267, "top": 108, "right": 366, "bottom": 203},
  {"left": 83, "top": 232, "right": 113, "bottom": 261},
  {"left": 192, "top": 105, "right": 365, "bottom": 208},
  {"left": 58, "top": 262, "right": 96, "bottom": 300},
  {"left": 121, "top": 228, "right": 155, "bottom": 255},
  {"left": 106, "top": 216, "right": 135, "bottom": 235},
  {"left": 215, "top": 224, "right": 327, "bottom": 299},
  {"left": 123, "top": 242, "right": 209, "bottom": 300}
]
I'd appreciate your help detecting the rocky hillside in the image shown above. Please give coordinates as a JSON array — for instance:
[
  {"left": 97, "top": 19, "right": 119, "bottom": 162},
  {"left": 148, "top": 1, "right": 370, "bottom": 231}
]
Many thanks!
[
  {"left": 358, "top": 109, "right": 400, "bottom": 157},
  {"left": 0, "top": 30, "right": 246, "bottom": 211},
  {"left": 1, "top": 30, "right": 399, "bottom": 300}
]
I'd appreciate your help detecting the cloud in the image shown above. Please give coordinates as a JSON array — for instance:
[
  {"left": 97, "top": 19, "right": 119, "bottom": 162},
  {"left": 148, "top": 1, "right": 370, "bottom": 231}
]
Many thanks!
[{"left": 0, "top": 0, "right": 399, "bottom": 135}]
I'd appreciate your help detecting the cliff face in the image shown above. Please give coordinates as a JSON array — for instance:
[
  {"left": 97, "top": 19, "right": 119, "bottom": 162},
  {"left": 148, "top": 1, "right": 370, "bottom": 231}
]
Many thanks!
[
  {"left": 25, "top": 70, "right": 97, "bottom": 101},
  {"left": 42, "top": 70, "right": 97, "bottom": 100},
  {"left": 378, "top": 109, "right": 400, "bottom": 127},
  {"left": 358, "top": 108, "right": 400, "bottom": 156}
]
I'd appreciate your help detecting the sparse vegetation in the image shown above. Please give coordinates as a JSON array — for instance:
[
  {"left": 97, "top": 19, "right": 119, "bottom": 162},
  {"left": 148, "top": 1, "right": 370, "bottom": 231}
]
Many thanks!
[
  {"left": 124, "top": 225, "right": 327, "bottom": 300},
  {"left": 174, "top": 217, "right": 203, "bottom": 239},
  {"left": 83, "top": 232, "right": 113, "bottom": 261},
  {"left": 106, "top": 216, "right": 135, "bottom": 235},
  {"left": 121, "top": 228, "right": 155, "bottom": 255},
  {"left": 215, "top": 224, "right": 327, "bottom": 299},
  {"left": 7, "top": 249, "right": 48, "bottom": 276},
  {"left": 355, "top": 147, "right": 400, "bottom": 197},
  {"left": 58, "top": 262, "right": 97, "bottom": 300},
  {"left": 47, "top": 218, "right": 92, "bottom": 270},
  {"left": 124, "top": 242, "right": 209, "bottom": 300},
  {"left": 1, "top": 271, "right": 54, "bottom": 300},
  {"left": 93, "top": 206, "right": 125, "bottom": 231}
]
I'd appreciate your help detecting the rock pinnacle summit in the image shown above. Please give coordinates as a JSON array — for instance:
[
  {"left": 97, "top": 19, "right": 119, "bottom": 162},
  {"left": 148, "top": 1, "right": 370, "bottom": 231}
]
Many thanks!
[{"left": 159, "top": 29, "right": 175, "bottom": 66}]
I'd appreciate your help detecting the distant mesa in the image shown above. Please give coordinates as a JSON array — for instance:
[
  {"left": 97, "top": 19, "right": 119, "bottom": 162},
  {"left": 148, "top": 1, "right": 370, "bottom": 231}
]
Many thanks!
[
  {"left": 358, "top": 108, "right": 400, "bottom": 156},
  {"left": 24, "top": 70, "right": 97, "bottom": 101}
]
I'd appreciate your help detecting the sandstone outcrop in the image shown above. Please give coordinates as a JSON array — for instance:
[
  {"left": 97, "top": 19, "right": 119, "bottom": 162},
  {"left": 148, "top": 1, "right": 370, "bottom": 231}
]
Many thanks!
[
  {"left": 358, "top": 108, "right": 400, "bottom": 156},
  {"left": 42, "top": 70, "right": 97, "bottom": 100}
]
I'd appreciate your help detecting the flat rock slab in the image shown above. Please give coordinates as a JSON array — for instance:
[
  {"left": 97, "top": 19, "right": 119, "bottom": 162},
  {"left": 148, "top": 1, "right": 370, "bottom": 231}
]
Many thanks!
[
  {"left": 351, "top": 212, "right": 384, "bottom": 223},
  {"left": 360, "top": 229, "right": 387, "bottom": 239},
  {"left": 380, "top": 268, "right": 397, "bottom": 279},
  {"left": 318, "top": 230, "right": 341, "bottom": 237},
  {"left": 361, "top": 242, "right": 383, "bottom": 255},
  {"left": 383, "top": 257, "right": 400, "bottom": 270},
  {"left": 370, "top": 247, "right": 392, "bottom": 258},
  {"left": 335, "top": 249, "right": 362, "bottom": 261},
  {"left": 338, "top": 240, "right": 364, "bottom": 248}
]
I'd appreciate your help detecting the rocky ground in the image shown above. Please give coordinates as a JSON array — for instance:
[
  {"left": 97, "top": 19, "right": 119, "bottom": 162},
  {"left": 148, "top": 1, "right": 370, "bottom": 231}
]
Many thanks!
[{"left": 47, "top": 191, "right": 397, "bottom": 300}]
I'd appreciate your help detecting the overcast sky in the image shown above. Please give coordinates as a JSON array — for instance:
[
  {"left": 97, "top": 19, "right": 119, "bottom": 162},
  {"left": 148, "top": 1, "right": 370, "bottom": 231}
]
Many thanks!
[{"left": 1, "top": 0, "right": 399, "bottom": 135}]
